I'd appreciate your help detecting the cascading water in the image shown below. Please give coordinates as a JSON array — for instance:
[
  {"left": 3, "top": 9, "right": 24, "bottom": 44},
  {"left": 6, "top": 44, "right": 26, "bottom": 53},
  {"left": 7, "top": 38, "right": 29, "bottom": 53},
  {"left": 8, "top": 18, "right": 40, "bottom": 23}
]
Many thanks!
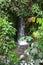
[
  {"left": 18, "top": 17, "right": 24, "bottom": 38},
  {"left": 18, "top": 17, "right": 28, "bottom": 45}
]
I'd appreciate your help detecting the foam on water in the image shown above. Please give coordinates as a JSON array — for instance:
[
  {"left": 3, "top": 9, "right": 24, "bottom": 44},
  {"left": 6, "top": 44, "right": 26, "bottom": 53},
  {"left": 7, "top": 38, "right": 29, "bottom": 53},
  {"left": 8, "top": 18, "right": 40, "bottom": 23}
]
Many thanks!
[{"left": 18, "top": 40, "right": 28, "bottom": 45}]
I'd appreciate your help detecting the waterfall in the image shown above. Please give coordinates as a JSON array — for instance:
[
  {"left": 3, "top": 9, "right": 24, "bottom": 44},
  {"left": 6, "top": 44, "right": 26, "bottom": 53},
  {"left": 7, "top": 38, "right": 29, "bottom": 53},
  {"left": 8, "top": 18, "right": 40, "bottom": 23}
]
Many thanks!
[
  {"left": 18, "top": 17, "right": 24, "bottom": 39},
  {"left": 18, "top": 17, "right": 28, "bottom": 45}
]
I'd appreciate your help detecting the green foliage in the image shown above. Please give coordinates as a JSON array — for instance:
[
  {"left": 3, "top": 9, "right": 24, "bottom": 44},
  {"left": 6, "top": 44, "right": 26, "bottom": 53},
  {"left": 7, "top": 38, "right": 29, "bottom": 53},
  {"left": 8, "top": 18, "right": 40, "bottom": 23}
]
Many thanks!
[
  {"left": 37, "top": 18, "right": 43, "bottom": 25},
  {"left": 29, "top": 25, "right": 37, "bottom": 34},
  {"left": 20, "top": 36, "right": 25, "bottom": 40},
  {"left": 19, "top": 36, "right": 33, "bottom": 42},
  {"left": 31, "top": 3, "right": 40, "bottom": 15},
  {"left": 0, "top": 0, "right": 43, "bottom": 18},
  {"left": 11, "top": 0, "right": 32, "bottom": 17},
  {"left": 8, "top": 51, "right": 18, "bottom": 62},
  {"left": 33, "top": 42, "right": 43, "bottom": 59},
  {"left": 0, "top": 62, "right": 6, "bottom": 65},
  {"left": 26, "top": 36, "right": 33, "bottom": 42},
  {"left": 33, "top": 25, "right": 43, "bottom": 40},
  {"left": 0, "top": 0, "right": 19, "bottom": 64},
  {"left": 0, "top": 17, "right": 18, "bottom": 64},
  {"left": 32, "top": 25, "right": 43, "bottom": 53},
  {"left": 0, "top": 17, "right": 16, "bottom": 52},
  {"left": 27, "top": 25, "right": 43, "bottom": 59},
  {"left": 31, "top": 3, "right": 43, "bottom": 17},
  {"left": 34, "top": 42, "right": 43, "bottom": 53},
  {"left": 27, "top": 42, "right": 43, "bottom": 59}
]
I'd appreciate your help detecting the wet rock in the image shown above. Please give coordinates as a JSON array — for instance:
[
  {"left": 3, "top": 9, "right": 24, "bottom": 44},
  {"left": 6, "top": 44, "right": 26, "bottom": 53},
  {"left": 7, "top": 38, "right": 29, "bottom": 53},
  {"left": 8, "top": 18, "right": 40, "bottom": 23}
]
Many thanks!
[
  {"left": 24, "top": 50, "right": 29, "bottom": 56},
  {"left": 20, "top": 60, "right": 27, "bottom": 65},
  {"left": 19, "top": 55, "right": 24, "bottom": 60}
]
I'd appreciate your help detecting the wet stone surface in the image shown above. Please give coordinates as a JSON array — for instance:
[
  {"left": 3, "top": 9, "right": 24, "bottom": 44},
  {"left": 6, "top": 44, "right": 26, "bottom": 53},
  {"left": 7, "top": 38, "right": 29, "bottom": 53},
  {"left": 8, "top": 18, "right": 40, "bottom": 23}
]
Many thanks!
[{"left": 14, "top": 44, "right": 29, "bottom": 56}]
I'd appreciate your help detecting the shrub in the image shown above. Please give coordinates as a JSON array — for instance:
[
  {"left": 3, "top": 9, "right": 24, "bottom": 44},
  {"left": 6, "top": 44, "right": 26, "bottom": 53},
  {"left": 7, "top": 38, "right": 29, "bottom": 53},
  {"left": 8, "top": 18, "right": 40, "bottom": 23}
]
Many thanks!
[{"left": 0, "top": 17, "right": 18, "bottom": 64}]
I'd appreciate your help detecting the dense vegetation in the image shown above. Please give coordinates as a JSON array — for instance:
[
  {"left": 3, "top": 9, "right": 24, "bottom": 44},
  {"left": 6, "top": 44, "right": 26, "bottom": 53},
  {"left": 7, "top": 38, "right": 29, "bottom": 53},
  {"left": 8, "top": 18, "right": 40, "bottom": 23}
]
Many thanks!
[{"left": 0, "top": 0, "right": 43, "bottom": 65}]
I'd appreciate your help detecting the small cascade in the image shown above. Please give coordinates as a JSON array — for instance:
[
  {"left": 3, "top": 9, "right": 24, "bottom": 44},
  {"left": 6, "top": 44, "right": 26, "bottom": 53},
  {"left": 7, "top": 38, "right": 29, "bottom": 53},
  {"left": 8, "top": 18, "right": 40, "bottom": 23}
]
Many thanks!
[
  {"left": 18, "top": 17, "right": 28, "bottom": 46},
  {"left": 18, "top": 17, "right": 24, "bottom": 39}
]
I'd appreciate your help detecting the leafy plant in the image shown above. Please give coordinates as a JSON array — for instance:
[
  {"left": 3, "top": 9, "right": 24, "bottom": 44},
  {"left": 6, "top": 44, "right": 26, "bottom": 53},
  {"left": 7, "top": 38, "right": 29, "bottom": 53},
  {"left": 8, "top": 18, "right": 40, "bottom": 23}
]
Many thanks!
[
  {"left": 19, "top": 36, "right": 33, "bottom": 42},
  {"left": 26, "top": 36, "right": 33, "bottom": 42},
  {"left": 37, "top": 18, "right": 43, "bottom": 25},
  {"left": 31, "top": 3, "right": 40, "bottom": 15},
  {"left": 32, "top": 25, "right": 43, "bottom": 54},
  {"left": 0, "top": 17, "right": 18, "bottom": 64},
  {"left": 19, "top": 36, "right": 25, "bottom": 40},
  {"left": 8, "top": 51, "right": 18, "bottom": 62},
  {"left": 31, "top": 3, "right": 43, "bottom": 17}
]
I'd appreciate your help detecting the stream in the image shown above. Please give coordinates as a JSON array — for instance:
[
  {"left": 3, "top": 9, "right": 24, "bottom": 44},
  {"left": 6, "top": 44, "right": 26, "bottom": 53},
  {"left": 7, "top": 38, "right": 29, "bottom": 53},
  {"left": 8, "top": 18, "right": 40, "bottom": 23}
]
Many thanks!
[{"left": 14, "top": 17, "right": 29, "bottom": 55}]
